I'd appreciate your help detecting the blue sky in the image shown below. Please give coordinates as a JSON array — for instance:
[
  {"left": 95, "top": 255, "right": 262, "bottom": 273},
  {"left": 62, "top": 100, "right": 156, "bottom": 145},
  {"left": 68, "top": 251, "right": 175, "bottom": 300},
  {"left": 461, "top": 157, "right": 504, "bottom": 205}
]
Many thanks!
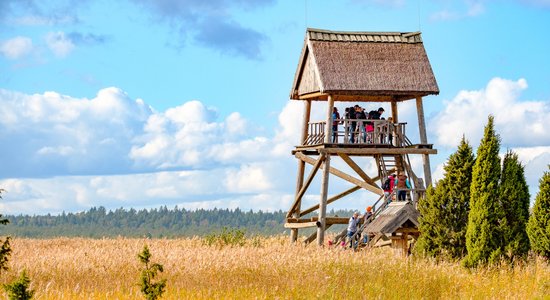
[{"left": 1, "top": 0, "right": 549, "bottom": 215}]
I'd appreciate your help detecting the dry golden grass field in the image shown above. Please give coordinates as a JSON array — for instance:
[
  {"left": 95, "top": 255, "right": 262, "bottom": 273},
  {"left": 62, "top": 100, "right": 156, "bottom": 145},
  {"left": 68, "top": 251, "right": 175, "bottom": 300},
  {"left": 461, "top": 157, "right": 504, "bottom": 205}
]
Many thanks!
[{"left": 1, "top": 236, "right": 549, "bottom": 299}]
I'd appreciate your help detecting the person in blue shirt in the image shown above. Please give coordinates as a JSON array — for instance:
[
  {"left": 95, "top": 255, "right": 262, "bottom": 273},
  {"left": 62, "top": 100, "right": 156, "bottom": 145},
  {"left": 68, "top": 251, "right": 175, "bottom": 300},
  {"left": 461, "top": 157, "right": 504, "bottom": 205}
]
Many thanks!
[{"left": 394, "top": 172, "right": 411, "bottom": 201}]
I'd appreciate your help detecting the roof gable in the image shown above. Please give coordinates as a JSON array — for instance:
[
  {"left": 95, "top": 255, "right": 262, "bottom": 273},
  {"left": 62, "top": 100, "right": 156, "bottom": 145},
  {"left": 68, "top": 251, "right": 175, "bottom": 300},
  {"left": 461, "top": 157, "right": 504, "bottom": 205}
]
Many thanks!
[{"left": 290, "top": 28, "right": 439, "bottom": 102}]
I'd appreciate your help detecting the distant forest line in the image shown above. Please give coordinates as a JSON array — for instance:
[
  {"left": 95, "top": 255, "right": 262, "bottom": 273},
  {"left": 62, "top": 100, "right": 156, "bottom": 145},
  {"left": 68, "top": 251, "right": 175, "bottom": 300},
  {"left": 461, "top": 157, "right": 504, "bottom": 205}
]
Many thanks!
[{"left": 3, "top": 206, "right": 352, "bottom": 238}]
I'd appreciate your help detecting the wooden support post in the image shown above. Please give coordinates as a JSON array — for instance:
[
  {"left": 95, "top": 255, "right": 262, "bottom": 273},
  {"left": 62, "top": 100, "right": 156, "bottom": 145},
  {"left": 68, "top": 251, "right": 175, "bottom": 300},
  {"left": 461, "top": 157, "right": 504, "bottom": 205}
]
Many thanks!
[
  {"left": 391, "top": 100, "right": 398, "bottom": 123},
  {"left": 318, "top": 154, "right": 330, "bottom": 246},
  {"left": 416, "top": 97, "right": 432, "bottom": 187},
  {"left": 317, "top": 95, "right": 334, "bottom": 246},
  {"left": 291, "top": 100, "right": 312, "bottom": 243}
]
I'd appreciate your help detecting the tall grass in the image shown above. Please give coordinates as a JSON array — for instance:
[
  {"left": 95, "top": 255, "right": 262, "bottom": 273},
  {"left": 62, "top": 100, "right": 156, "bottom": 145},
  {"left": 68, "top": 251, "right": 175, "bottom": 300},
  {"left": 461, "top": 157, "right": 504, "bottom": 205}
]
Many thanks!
[{"left": 1, "top": 236, "right": 548, "bottom": 299}]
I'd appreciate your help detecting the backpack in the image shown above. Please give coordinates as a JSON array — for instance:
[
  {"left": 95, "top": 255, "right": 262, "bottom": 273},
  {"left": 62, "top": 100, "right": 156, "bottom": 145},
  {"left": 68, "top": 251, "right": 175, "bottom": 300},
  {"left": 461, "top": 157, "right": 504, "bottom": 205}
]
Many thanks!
[{"left": 382, "top": 178, "right": 391, "bottom": 190}]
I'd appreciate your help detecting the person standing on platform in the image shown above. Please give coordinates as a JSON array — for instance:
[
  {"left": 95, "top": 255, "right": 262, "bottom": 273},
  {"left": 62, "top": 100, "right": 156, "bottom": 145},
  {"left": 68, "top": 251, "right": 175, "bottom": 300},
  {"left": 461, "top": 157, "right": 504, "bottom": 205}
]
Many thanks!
[
  {"left": 394, "top": 172, "right": 411, "bottom": 201},
  {"left": 346, "top": 211, "right": 360, "bottom": 248},
  {"left": 348, "top": 105, "right": 358, "bottom": 143},
  {"left": 332, "top": 107, "right": 341, "bottom": 143}
]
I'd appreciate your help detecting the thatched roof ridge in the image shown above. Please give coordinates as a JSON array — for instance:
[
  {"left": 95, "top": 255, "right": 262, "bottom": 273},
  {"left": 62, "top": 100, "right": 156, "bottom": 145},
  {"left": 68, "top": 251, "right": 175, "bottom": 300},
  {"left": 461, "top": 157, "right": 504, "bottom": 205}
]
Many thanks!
[
  {"left": 290, "top": 28, "right": 439, "bottom": 102},
  {"left": 306, "top": 28, "right": 422, "bottom": 44}
]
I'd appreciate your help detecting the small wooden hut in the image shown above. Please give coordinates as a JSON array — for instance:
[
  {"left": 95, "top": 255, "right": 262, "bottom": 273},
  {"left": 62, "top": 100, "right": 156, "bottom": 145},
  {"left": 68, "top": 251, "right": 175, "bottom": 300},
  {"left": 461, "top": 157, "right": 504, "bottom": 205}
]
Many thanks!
[
  {"left": 286, "top": 28, "right": 439, "bottom": 247},
  {"left": 364, "top": 202, "right": 420, "bottom": 255}
]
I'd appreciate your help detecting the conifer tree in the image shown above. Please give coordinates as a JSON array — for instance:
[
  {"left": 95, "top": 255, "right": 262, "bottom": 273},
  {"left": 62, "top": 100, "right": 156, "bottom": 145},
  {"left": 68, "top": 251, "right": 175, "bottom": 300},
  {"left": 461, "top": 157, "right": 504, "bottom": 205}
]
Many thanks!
[
  {"left": 416, "top": 137, "right": 475, "bottom": 259},
  {"left": 4, "top": 270, "right": 34, "bottom": 300},
  {"left": 527, "top": 167, "right": 550, "bottom": 259},
  {"left": 138, "top": 244, "right": 166, "bottom": 300},
  {"left": 499, "top": 151, "right": 530, "bottom": 260},
  {"left": 463, "top": 116, "right": 504, "bottom": 267},
  {"left": 0, "top": 189, "right": 11, "bottom": 274}
]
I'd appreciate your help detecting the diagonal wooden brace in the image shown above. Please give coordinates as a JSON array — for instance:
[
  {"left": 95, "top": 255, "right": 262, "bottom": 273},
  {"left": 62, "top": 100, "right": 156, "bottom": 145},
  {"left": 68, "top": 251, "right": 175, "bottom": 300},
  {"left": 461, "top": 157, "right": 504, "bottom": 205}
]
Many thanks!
[{"left": 286, "top": 153, "right": 326, "bottom": 218}]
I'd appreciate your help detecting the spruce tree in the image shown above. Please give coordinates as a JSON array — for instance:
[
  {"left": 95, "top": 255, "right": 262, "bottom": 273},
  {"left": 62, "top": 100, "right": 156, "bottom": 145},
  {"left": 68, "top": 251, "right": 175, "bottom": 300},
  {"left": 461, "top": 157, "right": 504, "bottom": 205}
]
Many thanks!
[
  {"left": 527, "top": 167, "right": 550, "bottom": 259},
  {"left": 499, "top": 151, "right": 530, "bottom": 260},
  {"left": 463, "top": 116, "right": 504, "bottom": 267},
  {"left": 416, "top": 137, "right": 475, "bottom": 259},
  {"left": 138, "top": 244, "right": 166, "bottom": 300},
  {"left": 3, "top": 270, "right": 34, "bottom": 300},
  {"left": 0, "top": 189, "right": 11, "bottom": 274}
]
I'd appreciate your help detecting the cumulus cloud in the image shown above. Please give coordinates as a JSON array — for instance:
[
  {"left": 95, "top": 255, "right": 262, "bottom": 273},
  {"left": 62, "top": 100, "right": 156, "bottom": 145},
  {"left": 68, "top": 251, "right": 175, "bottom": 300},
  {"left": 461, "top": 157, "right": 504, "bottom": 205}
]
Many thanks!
[
  {"left": 0, "top": 87, "right": 300, "bottom": 214},
  {"left": 2, "top": 80, "right": 545, "bottom": 215},
  {"left": 431, "top": 77, "right": 550, "bottom": 148},
  {"left": 0, "top": 36, "right": 33, "bottom": 59},
  {"left": 0, "top": 87, "right": 152, "bottom": 178}
]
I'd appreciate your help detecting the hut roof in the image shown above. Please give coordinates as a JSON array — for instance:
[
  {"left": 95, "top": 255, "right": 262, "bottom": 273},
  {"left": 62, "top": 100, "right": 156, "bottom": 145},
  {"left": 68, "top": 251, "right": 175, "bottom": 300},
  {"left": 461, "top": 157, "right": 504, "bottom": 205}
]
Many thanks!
[
  {"left": 290, "top": 28, "right": 439, "bottom": 102},
  {"left": 364, "top": 202, "right": 419, "bottom": 235}
]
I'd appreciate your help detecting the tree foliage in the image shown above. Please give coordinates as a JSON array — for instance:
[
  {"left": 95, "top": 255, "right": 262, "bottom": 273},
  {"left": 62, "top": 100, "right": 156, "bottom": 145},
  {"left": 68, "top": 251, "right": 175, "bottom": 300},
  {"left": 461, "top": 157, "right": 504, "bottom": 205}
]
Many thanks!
[
  {"left": 3, "top": 270, "right": 34, "bottom": 300},
  {"left": 5, "top": 206, "right": 355, "bottom": 238},
  {"left": 138, "top": 245, "right": 166, "bottom": 300},
  {"left": 464, "top": 116, "right": 504, "bottom": 267},
  {"left": 527, "top": 167, "right": 550, "bottom": 259},
  {"left": 416, "top": 136, "right": 475, "bottom": 259},
  {"left": 499, "top": 151, "right": 530, "bottom": 261},
  {"left": 0, "top": 189, "right": 11, "bottom": 274}
]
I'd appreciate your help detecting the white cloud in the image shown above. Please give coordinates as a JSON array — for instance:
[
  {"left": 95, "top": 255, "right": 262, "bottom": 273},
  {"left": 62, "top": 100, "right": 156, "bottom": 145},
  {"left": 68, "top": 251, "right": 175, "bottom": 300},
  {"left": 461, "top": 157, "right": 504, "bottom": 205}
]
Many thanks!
[
  {"left": 429, "top": 0, "right": 485, "bottom": 21},
  {"left": 45, "top": 31, "right": 75, "bottom": 57},
  {"left": 0, "top": 87, "right": 152, "bottom": 177},
  {"left": 0, "top": 87, "right": 299, "bottom": 214},
  {"left": 0, "top": 36, "right": 33, "bottom": 59},
  {"left": 224, "top": 163, "right": 273, "bottom": 193},
  {"left": 1, "top": 80, "right": 546, "bottom": 215},
  {"left": 432, "top": 77, "right": 550, "bottom": 148}
]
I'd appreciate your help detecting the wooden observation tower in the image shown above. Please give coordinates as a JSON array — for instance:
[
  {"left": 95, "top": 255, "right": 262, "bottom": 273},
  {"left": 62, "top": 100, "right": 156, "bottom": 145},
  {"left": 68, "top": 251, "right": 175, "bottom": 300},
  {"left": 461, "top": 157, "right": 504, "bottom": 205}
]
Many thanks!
[{"left": 285, "top": 28, "right": 439, "bottom": 247}]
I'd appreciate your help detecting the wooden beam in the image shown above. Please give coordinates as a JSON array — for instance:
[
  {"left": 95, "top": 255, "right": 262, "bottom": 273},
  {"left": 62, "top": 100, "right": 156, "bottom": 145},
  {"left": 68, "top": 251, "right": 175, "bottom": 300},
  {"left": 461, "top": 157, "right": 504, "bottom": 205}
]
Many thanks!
[
  {"left": 322, "top": 148, "right": 437, "bottom": 155},
  {"left": 295, "top": 152, "right": 383, "bottom": 195},
  {"left": 286, "top": 218, "right": 314, "bottom": 223},
  {"left": 287, "top": 153, "right": 326, "bottom": 218},
  {"left": 338, "top": 153, "right": 380, "bottom": 188},
  {"left": 416, "top": 96, "right": 432, "bottom": 187},
  {"left": 395, "top": 227, "right": 420, "bottom": 234},
  {"left": 317, "top": 94, "right": 335, "bottom": 247},
  {"left": 292, "top": 100, "right": 311, "bottom": 242},
  {"left": 303, "top": 224, "right": 333, "bottom": 245},
  {"left": 297, "top": 92, "right": 328, "bottom": 100},
  {"left": 299, "top": 186, "right": 361, "bottom": 217},
  {"left": 318, "top": 94, "right": 334, "bottom": 246},
  {"left": 284, "top": 222, "right": 318, "bottom": 229},
  {"left": 310, "top": 216, "right": 349, "bottom": 224}
]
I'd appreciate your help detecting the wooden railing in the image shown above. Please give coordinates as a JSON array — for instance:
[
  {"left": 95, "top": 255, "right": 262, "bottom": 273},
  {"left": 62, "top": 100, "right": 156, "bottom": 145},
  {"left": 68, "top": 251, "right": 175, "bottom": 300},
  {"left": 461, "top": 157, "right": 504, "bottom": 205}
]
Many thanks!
[{"left": 302, "top": 119, "right": 412, "bottom": 147}]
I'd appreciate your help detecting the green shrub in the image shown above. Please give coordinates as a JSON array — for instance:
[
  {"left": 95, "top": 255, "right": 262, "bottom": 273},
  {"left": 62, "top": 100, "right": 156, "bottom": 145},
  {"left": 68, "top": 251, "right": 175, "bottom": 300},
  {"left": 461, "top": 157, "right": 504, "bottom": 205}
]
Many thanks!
[
  {"left": 203, "top": 227, "right": 246, "bottom": 248},
  {"left": 138, "top": 245, "right": 166, "bottom": 300},
  {"left": 4, "top": 269, "right": 34, "bottom": 300}
]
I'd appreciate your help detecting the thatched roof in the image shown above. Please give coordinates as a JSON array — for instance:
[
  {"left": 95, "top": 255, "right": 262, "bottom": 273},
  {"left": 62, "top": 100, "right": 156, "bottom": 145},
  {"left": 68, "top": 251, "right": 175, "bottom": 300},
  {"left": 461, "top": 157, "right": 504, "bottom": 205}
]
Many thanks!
[
  {"left": 290, "top": 28, "right": 439, "bottom": 102},
  {"left": 364, "top": 202, "right": 419, "bottom": 235}
]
